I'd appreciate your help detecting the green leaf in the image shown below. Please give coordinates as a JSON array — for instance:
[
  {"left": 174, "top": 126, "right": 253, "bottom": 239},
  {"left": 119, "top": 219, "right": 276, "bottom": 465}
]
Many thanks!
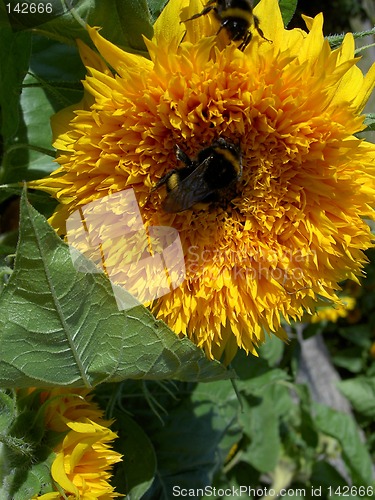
[
  {"left": 314, "top": 404, "right": 373, "bottom": 486},
  {"left": 2, "top": 31, "right": 86, "bottom": 183},
  {"left": 115, "top": 0, "right": 153, "bottom": 50},
  {"left": 278, "top": 0, "right": 297, "bottom": 27},
  {"left": 0, "top": 388, "right": 59, "bottom": 498},
  {"left": 296, "top": 384, "right": 319, "bottom": 448},
  {"left": 337, "top": 324, "right": 373, "bottom": 349},
  {"left": 259, "top": 334, "right": 285, "bottom": 366},
  {"left": 240, "top": 387, "right": 282, "bottom": 472},
  {"left": 231, "top": 349, "right": 290, "bottom": 391},
  {"left": 32, "top": 0, "right": 152, "bottom": 55},
  {"left": 112, "top": 412, "right": 156, "bottom": 499},
  {"left": 142, "top": 379, "right": 241, "bottom": 499},
  {"left": 311, "top": 461, "right": 348, "bottom": 493},
  {"left": 332, "top": 347, "right": 364, "bottom": 373},
  {"left": 0, "top": 390, "right": 15, "bottom": 432},
  {"left": 29, "top": 34, "right": 85, "bottom": 88},
  {"left": 363, "top": 114, "right": 375, "bottom": 132},
  {"left": 0, "top": 186, "right": 23, "bottom": 206},
  {"left": 0, "top": 450, "right": 56, "bottom": 500},
  {"left": 338, "top": 377, "right": 375, "bottom": 418},
  {"left": 0, "top": 191, "right": 232, "bottom": 387},
  {"left": 192, "top": 379, "right": 243, "bottom": 459},
  {"left": 148, "top": 0, "right": 169, "bottom": 22},
  {"left": 0, "top": 27, "right": 31, "bottom": 141},
  {"left": 230, "top": 352, "right": 293, "bottom": 474}
]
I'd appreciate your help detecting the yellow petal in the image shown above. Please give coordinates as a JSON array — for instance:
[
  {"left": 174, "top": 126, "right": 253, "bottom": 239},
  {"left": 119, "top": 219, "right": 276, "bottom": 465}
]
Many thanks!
[
  {"left": 87, "top": 25, "right": 151, "bottom": 76},
  {"left": 51, "top": 452, "right": 79, "bottom": 496}
]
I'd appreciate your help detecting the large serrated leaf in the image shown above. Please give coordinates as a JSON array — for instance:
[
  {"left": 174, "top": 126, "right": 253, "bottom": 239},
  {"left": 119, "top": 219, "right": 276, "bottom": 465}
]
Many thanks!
[{"left": 0, "top": 191, "right": 232, "bottom": 387}]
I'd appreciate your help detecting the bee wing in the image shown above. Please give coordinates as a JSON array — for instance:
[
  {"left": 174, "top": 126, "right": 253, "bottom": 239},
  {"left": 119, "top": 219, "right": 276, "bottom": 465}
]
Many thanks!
[{"left": 163, "top": 157, "right": 215, "bottom": 213}]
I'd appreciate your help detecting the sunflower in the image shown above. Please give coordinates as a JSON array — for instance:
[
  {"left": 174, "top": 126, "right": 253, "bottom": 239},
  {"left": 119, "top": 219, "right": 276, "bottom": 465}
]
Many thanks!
[
  {"left": 29, "top": 388, "right": 123, "bottom": 499},
  {"left": 32, "top": 0, "right": 375, "bottom": 361}
]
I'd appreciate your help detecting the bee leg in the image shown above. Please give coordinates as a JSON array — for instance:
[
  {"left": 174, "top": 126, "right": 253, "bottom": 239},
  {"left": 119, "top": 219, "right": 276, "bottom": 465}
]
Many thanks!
[
  {"left": 180, "top": 2, "right": 216, "bottom": 44},
  {"left": 238, "top": 31, "right": 252, "bottom": 51},
  {"left": 175, "top": 145, "right": 194, "bottom": 167},
  {"left": 253, "top": 15, "right": 272, "bottom": 43},
  {"left": 151, "top": 170, "right": 176, "bottom": 192},
  {"left": 180, "top": 29, "right": 187, "bottom": 44},
  {"left": 183, "top": 1, "right": 216, "bottom": 22}
]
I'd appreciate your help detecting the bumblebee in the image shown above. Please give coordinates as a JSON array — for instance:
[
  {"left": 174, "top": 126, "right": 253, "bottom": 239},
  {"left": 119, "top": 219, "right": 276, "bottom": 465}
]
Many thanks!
[
  {"left": 184, "top": 0, "right": 270, "bottom": 50},
  {"left": 152, "top": 138, "right": 242, "bottom": 213}
]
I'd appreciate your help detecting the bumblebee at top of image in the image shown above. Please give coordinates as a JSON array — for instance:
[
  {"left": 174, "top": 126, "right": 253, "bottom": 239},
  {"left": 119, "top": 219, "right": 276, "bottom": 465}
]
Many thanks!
[
  {"left": 184, "top": 0, "right": 271, "bottom": 50},
  {"left": 151, "top": 138, "right": 243, "bottom": 213}
]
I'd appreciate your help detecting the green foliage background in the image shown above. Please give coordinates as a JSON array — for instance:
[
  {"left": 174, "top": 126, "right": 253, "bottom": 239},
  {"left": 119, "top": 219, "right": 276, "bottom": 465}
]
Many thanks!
[{"left": 0, "top": 0, "right": 374, "bottom": 498}]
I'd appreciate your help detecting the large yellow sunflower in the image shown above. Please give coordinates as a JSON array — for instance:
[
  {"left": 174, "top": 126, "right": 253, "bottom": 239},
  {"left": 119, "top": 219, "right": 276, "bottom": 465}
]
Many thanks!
[{"left": 32, "top": 0, "right": 375, "bottom": 361}]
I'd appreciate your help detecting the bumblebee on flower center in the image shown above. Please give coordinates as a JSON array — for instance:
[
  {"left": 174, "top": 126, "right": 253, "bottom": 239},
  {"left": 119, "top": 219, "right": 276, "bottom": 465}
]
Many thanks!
[{"left": 150, "top": 137, "right": 243, "bottom": 213}]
